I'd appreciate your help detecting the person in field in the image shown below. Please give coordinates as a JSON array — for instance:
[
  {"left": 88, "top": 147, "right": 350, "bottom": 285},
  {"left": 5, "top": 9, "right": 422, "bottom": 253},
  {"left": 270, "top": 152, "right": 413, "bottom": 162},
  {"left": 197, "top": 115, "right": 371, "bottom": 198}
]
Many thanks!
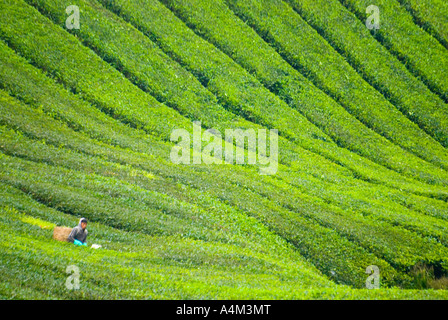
[{"left": 67, "top": 217, "right": 88, "bottom": 246}]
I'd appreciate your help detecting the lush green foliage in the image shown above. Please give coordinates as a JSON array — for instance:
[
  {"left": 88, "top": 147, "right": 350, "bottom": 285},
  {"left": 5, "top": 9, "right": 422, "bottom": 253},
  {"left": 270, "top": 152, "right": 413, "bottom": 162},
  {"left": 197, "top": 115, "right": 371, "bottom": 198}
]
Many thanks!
[
  {"left": 397, "top": 0, "right": 448, "bottom": 48},
  {"left": 0, "top": 91, "right": 403, "bottom": 287},
  {"left": 339, "top": 0, "right": 448, "bottom": 102},
  {"left": 224, "top": 0, "right": 448, "bottom": 159},
  {"left": 0, "top": 1, "right": 192, "bottom": 140},
  {"left": 97, "top": 0, "right": 448, "bottom": 197},
  {"left": 3, "top": 35, "right": 443, "bottom": 288},
  {"left": 284, "top": 0, "right": 448, "bottom": 147},
  {"left": 2, "top": 196, "right": 447, "bottom": 299},
  {"left": 0, "top": 0, "right": 447, "bottom": 299},
  {"left": 158, "top": 0, "right": 448, "bottom": 185}
]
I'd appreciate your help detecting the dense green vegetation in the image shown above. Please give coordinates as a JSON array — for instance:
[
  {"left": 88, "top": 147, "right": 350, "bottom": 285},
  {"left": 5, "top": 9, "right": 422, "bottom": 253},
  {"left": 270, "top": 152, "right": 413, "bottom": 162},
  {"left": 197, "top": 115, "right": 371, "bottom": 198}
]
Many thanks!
[
  {"left": 339, "top": 0, "right": 448, "bottom": 102},
  {"left": 158, "top": 0, "right": 448, "bottom": 183},
  {"left": 97, "top": 0, "right": 448, "bottom": 190},
  {"left": 1, "top": 0, "right": 447, "bottom": 299},
  {"left": 397, "top": 0, "right": 448, "bottom": 49},
  {"left": 284, "top": 0, "right": 448, "bottom": 147},
  {"left": 224, "top": 0, "right": 448, "bottom": 154}
]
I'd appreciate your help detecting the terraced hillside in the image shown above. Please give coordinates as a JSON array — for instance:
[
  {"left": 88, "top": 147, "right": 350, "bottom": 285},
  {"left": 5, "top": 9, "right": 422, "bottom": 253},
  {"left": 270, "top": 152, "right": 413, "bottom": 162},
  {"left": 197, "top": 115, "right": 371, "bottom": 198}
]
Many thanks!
[{"left": 1, "top": 0, "right": 447, "bottom": 299}]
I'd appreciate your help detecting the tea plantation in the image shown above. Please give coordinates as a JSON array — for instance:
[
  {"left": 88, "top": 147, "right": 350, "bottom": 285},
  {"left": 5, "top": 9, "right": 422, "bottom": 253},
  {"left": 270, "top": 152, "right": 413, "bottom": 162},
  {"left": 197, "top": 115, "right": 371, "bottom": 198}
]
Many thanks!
[{"left": 0, "top": 0, "right": 447, "bottom": 299}]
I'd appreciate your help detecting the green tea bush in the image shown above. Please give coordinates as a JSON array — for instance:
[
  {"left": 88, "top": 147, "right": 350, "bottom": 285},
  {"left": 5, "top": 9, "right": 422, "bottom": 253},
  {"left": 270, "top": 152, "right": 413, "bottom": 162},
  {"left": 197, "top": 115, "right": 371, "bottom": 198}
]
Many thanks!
[
  {"left": 284, "top": 0, "right": 448, "bottom": 147},
  {"left": 339, "top": 0, "right": 448, "bottom": 101},
  {"left": 157, "top": 0, "right": 448, "bottom": 185},
  {"left": 95, "top": 0, "right": 448, "bottom": 195},
  {"left": 397, "top": 0, "right": 448, "bottom": 48},
  {"left": 1, "top": 0, "right": 448, "bottom": 299},
  {"left": 224, "top": 0, "right": 448, "bottom": 162}
]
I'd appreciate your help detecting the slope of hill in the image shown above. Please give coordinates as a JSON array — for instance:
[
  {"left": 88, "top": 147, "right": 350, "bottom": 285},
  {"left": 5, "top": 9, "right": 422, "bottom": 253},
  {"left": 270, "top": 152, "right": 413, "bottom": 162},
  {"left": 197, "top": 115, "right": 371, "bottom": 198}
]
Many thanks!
[{"left": 1, "top": 0, "right": 447, "bottom": 299}]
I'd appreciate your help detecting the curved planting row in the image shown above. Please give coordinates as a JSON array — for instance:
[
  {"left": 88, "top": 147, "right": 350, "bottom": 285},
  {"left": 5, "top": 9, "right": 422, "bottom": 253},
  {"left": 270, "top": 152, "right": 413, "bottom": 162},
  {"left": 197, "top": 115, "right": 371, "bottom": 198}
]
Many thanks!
[
  {"left": 0, "top": 1, "right": 192, "bottom": 140},
  {"left": 94, "top": 0, "right": 448, "bottom": 194},
  {"left": 338, "top": 0, "right": 448, "bottom": 102},
  {"left": 2, "top": 37, "right": 448, "bottom": 262},
  {"left": 283, "top": 0, "right": 448, "bottom": 148},
  {"left": 1, "top": 1, "right": 357, "bottom": 183},
  {"left": 13, "top": 0, "right": 362, "bottom": 186},
  {"left": 1, "top": 183, "right": 344, "bottom": 299},
  {"left": 3, "top": 0, "right": 444, "bottom": 200},
  {"left": 24, "top": 0, "right": 245, "bottom": 132},
  {"left": 2, "top": 35, "right": 446, "bottom": 232},
  {"left": 4, "top": 0, "right": 448, "bottom": 224},
  {"left": 3, "top": 78, "right": 448, "bottom": 260},
  {"left": 0, "top": 91, "right": 403, "bottom": 287},
  {"left": 3, "top": 188, "right": 448, "bottom": 298},
  {"left": 223, "top": 0, "right": 448, "bottom": 165},
  {"left": 396, "top": 0, "right": 448, "bottom": 48},
  {"left": 7, "top": 0, "right": 448, "bottom": 236},
  {"left": 127, "top": 0, "right": 448, "bottom": 187},
  {"left": 2, "top": 0, "right": 448, "bottom": 291},
  {"left": 3, "top": 91, "right": 448, "bottom": 287}
]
